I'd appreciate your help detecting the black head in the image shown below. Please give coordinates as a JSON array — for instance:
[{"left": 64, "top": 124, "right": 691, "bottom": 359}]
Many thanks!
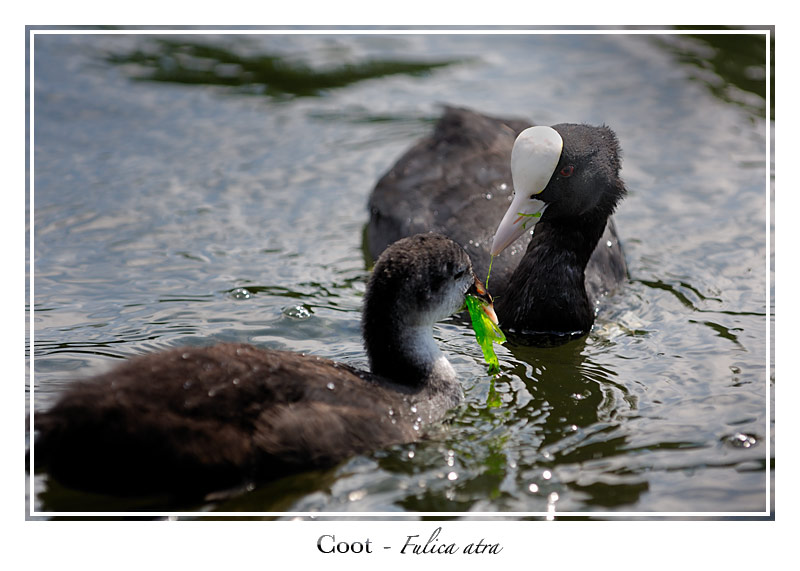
[
  {"left": 361, "top": 233, "right": 479, "bottom": 383},
  {"left": 363, "top": 233, "right": 475, "bottom": 329},
  {"left": 491, "top": 123, "right": 626, "bottom": 257},
  {"left": 537, "top": 123, "right": 625, "bottom": 221}
]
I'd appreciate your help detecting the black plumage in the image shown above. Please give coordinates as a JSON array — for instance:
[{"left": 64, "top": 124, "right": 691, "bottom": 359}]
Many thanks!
[
  {"left": 32, "top": 234, "right": 491, "bottom": 498},
  {"left": 367, "top": 107, "right": 627, "bottom": 338}
]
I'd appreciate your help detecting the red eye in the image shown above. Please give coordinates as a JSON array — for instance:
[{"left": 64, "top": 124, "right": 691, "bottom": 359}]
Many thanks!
[{"left": 560, "top": 165, "right": 574, "bottom": 177}]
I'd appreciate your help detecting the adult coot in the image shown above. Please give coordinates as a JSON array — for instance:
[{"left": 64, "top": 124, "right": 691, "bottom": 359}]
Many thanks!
[
  {"left": 367, "top": 106, "right": 627, "bottom": 338},
  {"left": 32, "top": 233, "right": 496, "bottom": 498}
]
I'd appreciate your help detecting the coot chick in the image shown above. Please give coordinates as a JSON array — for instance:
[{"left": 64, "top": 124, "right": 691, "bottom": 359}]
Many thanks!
[
  {"left": 367, "top": 106, "right": 627, "bottom": 337},
  {"left": 32, "top": 233, "right": 496, "bottom": 499}
]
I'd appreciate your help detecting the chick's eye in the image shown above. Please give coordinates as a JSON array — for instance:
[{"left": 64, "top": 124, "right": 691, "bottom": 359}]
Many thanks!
[
  {"left": 560, "top": 165, "right": 575, "bottom": 177},
  {"left": 453, "top": 268, "right": 466, "bottom": 280}
]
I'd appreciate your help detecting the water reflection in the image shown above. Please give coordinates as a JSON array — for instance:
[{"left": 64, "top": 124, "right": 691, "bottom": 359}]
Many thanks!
[
  {"left": 502, "top": 339, "right": 649, "bottom": 509},
  {"left": 651, "top": 30, "right": 771, "bottom": 118},
  {"left": 355, "top": 336, "right": 653, "bottom": 511},
  {"left": 106, "top": 38, "right": 464, "bottom": 98}
]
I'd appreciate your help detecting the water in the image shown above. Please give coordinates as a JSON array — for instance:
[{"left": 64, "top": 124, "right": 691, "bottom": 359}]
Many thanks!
[{"left": 28, "top": 30, "right": 772, "bottom": 516}]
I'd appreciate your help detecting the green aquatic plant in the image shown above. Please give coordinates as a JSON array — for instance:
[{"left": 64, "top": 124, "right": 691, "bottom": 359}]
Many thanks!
[
  {"left": 517, "top": 210, "right": 542, "bottom": 230},
  {"left": 485, "top": 378, "right": 503, "bottom": 408},
  {"left": 465, "top": 294, "right": 506, "bottom": 375}
]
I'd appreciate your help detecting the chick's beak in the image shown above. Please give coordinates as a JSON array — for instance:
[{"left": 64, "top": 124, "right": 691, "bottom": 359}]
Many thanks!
[{"left": 466, "top": 277, "right": 499, "bottom": 325}]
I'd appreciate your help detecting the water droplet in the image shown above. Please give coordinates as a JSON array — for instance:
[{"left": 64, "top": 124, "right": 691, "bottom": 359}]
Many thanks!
[
  {"left": 326, "top": 382, "right": 335, "bottom": 390},
  {"left": 447, "top": 471, "right": 458, "bottom": 481},
  {"left": 348, "top": 489, "right": 366, "bottom": 502},
  {"left": 528, "top": 483, "right": 539, "bottom": 493},
  {"left": 407, "top": 450, "right": 415, "bottom": 459},
  {"left": 410, "top": 405, "right": 417, "bottom": 413},
  {"left": 181, "top": 352, "right": 191, "bottom": 360},
  {"left": 232, "top": 378, "right": 240, "bottom": 385},
  {"left": 283, "top": 304, "right": 312, "bottom": 319},
  {"left": 542, "top": 470, "right": 552, "bottom": 480},
  {"left": 484, "top": 192, "right": 493, "bottom": 200},
  {"left": 183, "top": 381, "right": 193, "bottom": 390},
  {"left": 606, "top": 240, "right": 613, "bottom": 248},
  {"left": 727, "top": 432, "right": 758, "bottom": 448},
  {"left": 499, "top": 183, "right": 508, "bottom": 191},
  {"left": 230, "top": 287, "right": 252, "bottom": 300}
]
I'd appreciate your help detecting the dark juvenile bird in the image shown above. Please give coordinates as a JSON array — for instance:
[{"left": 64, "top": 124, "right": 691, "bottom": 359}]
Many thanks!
[
  {"left": 367, "top": 106, "right": 627, "bottom": 338},
  {"left": 32, "top": 233, "right": 496, "bottom": 498}
]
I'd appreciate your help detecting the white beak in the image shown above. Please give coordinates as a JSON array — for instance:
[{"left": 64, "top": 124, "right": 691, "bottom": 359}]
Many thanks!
[
  {"left": 490, "top": 195, "right": 548, "bottom": 256},
  {"left": 490, "top": 126, "right": 563, "bottom": 257}
]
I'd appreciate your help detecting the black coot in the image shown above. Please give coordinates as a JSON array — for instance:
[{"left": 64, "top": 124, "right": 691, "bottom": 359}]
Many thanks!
[
  {"left": 33, "top": 233, "right": 496, "bottom": 498},
  {"left": 367, "top": 106, "right": 627, "bottom": 337}
]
